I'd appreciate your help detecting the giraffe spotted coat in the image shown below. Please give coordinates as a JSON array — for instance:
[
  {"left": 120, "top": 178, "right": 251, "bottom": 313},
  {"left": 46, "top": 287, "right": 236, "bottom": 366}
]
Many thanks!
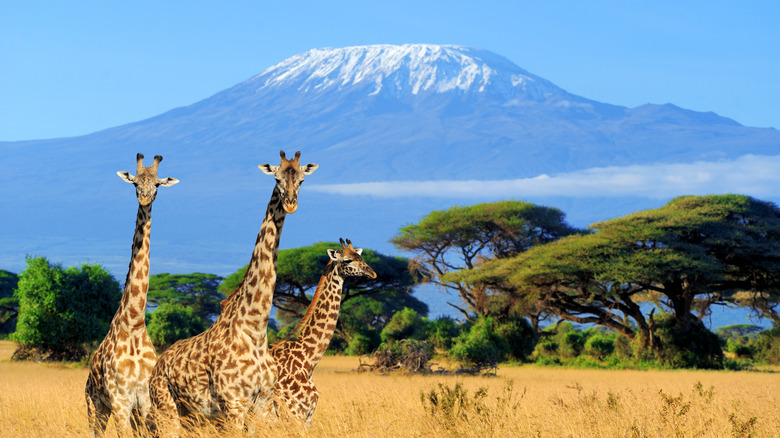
[
  {"left": 85, "top": 154, "right": 178, "bottom": 437},
  {"left": 269, "top": 238, "right": 376, "bottom": 422},
  {"left": 149, "top": 151, "right": 317, "bottom": 434}
]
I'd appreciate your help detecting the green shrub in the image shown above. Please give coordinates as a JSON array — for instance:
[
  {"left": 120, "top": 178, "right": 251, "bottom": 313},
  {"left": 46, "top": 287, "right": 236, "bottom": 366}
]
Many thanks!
[
  {"left": 724, "top": 338, "right": 754, "bottom": 358},
  {"left": 448, "top": 317, "right": 535, "bottom": 367},
  {"left": 613, "top": 334, "right": 634, "bottom": 359},
  {"left": 496, "top": 318, "right": 537, "bottom": 360},
  {"left": 533, "top": 338, "right": 559, "bottom": 362},
  {"left": 584, "top": 333, "right": 615, "bottom": 359},
  {"left": 380, "top": 307, "right": 427, "bottom": 344},
  {"left": 752, "top": 324, "right": 780, "bottom": 364},
  {"left": 12, "top": 257, "right": 121, "bottom": 360},
  {"left": 345, "top": 332, "right": 380, "bottom": 356},
  {"left": 449, "top": 317, "right": 505, "bottom": 367},
  {"left": 545, "top": 322, "right": 586, "bottom": 359},
  {"left": 652, "top": 314, "right": 723, "bottom": 369},
  {"left": 147, "top": 303, "right": 209, "bottom": 350},
  {"left": 425, "top": 316, "right": 461, "bottom": 351}
]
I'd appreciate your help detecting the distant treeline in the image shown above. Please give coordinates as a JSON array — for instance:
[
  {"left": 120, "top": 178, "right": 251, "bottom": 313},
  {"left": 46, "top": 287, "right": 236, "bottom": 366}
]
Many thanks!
[{"left": 3, "top": 194, "right": 780, "bottom": 369}]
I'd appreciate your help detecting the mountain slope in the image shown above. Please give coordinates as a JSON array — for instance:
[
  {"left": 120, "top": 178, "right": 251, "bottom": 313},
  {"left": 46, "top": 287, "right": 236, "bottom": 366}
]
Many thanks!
[{"left": 1, "top": 44, "right": 778, "bottom": 288}]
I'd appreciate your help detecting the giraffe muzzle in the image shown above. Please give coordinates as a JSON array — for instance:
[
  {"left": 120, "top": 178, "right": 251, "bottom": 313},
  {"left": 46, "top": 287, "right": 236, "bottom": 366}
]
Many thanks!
[{"left": 283, "top": 198, "right": 298, "bottom": 213}]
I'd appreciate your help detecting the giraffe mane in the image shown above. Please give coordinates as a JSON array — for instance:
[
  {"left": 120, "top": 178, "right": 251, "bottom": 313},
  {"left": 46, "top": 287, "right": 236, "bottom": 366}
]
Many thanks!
[{"left": 284, "top": 260, "right": 336, "bottom": 341}]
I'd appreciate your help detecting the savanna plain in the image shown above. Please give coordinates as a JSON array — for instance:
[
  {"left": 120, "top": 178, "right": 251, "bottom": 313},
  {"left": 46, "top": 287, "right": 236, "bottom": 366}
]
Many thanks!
[{"left": 1, "top": 341, "right": 778, "bottom": 438}]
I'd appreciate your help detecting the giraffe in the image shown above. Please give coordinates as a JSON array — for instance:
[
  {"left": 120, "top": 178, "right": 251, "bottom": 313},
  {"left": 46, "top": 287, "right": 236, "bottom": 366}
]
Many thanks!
[
  {"left": 149, "top": 150, "right": 317, "bottom": 434},
  {"left": 269, "top": 238, "right": 377, "bottom": 423},
  {"left": 85, "top": 153, "right": 179, "bottom": 437}
]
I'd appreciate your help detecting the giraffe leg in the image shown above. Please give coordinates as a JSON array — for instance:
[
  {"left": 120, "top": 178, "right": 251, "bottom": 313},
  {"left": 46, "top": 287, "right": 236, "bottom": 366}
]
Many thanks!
[
  {"left": 131, "top": 386, "right": 153, "bottom": 435},
  {"left": 111, "top": 404, "right": 134, "bottom": 438},
  {"left": 149, "top": 372, "right": 181, "bottom": 438},
  {"left": 221, "top": 399, "right": 249, "bottom": 433},
  {"left": 85, "top": 375, "right": 110, "bottom": 438}
]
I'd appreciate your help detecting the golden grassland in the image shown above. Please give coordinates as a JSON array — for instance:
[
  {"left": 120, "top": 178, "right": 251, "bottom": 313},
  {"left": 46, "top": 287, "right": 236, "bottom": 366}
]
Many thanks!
[{"left": 1, "top": 340, "right": 778, "bottom": 438}]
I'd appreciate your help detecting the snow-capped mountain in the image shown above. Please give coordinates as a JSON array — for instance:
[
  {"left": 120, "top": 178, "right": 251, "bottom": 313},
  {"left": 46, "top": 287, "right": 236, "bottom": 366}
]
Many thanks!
[
  {"left": 255, "top": 44, "right": 564, "bottom": 101},
  {"left": 1, "top": 44, "right": 779, "bottom": 300}
]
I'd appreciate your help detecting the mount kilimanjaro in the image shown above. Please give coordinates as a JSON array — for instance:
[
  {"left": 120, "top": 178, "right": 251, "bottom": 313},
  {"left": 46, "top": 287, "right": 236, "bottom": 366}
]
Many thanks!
[{"left": 1, "top": 44, "right": 779, "bottom": 294}]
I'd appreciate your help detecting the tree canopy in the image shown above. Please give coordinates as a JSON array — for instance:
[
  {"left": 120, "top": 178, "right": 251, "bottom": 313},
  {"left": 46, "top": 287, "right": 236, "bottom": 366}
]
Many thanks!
[
  {"left": 392, "top": 200, "right": 584, "bottom": 320},
  {"left": 147, "top": 302, "right": 210, "bottom": 350},
  {"left": 0, "top": 270, "right": 19, "bottom": 335},
  {"left": 12, "top": 257, "right": 121, "bottom": 357},
  {"left": 448, "top": 195, "right": 780, "bottom": 355},
  {"left": 148, "top": 272, "right": 224, "bottom": 322},
  {"left": 219, "top": 241, "right": 416, "bottom": 316}
]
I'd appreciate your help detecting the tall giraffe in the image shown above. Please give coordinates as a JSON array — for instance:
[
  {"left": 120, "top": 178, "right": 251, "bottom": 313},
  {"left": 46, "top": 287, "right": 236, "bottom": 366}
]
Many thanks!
[
  {"left": 149, "top": 151, "right": 317, "bottom": 434},
  {"left": 85, "top": 153, "right": 178, "bottom": 437},
  {"left": 269, "top": 238, "right": 376, "bottom": 423}
]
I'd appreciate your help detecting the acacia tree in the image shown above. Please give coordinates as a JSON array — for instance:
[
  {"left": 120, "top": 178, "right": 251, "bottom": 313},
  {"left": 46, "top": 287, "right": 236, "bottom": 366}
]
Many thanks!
[
  {"left": 219, "top": 241, "right": 417, "bottom": 315},
  {"left": 449, "top": 195, "right": 780, "bottom": 351},
  {"left": 391, "top": 200, "right": 583, "bottom": 321},
  {"left": 147, "top": 273, "right": 224, "bottom": 321}
]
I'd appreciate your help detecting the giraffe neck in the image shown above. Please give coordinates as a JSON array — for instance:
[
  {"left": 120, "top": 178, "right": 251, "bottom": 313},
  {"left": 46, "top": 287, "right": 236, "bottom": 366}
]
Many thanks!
[
  {"left": 224, "top": 186, "right": 287, "bottom": 339},
  {"left": 115, "top": 203, "right": 152, "bottom": 332},
  {"left": 289, "top": 262, "right": 343, "bottom": 372}
]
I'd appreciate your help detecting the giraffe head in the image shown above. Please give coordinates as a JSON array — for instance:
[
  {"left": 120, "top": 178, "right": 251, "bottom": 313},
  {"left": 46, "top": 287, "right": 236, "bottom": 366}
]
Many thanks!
[
  {"left": 258, "top": 150, "right": 318, "bottom": 213},
  {"left": 117, "top": 153, "right": 179, "bottom": 205},
  {"left": 327, "top": 238, "right": 378, "bottom": 279}
]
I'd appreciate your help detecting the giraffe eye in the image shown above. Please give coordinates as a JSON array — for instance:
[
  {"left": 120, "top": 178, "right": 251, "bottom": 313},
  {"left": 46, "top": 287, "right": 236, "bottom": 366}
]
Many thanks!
[{"left": 342, "top": 259, "right": 352, "bottom": 264}]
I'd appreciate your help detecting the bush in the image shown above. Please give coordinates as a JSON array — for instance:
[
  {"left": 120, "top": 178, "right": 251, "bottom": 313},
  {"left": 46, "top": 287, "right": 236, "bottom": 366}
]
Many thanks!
[
  {"left": 0, "top": 270, "right": 19, "bottom": 335},
  {"left": 584, "top": 333, "right": 615, "bottom": 359},
  {"left": 366, "top": 339, "right": 433, "bottom": 373},
  {"left": 559, "top": 330, "right": 586, "bottom": 358},
  {"left": 540, "top": 322, "right": 586, "bottom": 359},
  {"left": 752, "top": 324, "right": 780, "bottom": 364},
  {"left": 724, "top": 338, "right": 754, "bottom": 358},
  {"left": 345, "top": 332, "right": 380, "bottom": 356},
  {"left": 533, "top": 338, "right": 560, "bottom": 363},
  {"left": 449, "top": 317, "right": 506, "bottom": 367},
  {"left": 613, "top": 334, "right": 633, "bottom": 359},
  {"left": 448, "top": 317, "right": 535, "bottom": 367},
  {"left": 495, "top": 318, "right": 537, "bottom": 360},
  {"left": 426, "top": 316, "right": 461, "bottom": 351},
  {"left": 380, "top": 307, "right": 428, "bottom": 344},
  {"left": 652, "top": 314, "right": 723, "bottom": 369},
  {"left": 12, "top": 257, "right": 121, "bottom": 360},
  {"left": 147, "top": 303, "right": 209, "bottom": 350}
]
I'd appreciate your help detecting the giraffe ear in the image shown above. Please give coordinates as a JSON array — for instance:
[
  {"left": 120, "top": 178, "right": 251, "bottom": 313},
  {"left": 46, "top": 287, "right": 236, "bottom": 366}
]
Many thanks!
[
  {"left": 258, "top": 164, "right": 278, "bottom": 175},
  {"left": 301, "top": 163, "right": 318, "bottom": 175},
  {"left": 353, "top": 248, "right": 363, "bottom": 255},
  {"left": 117, "top": 171, "right": 135, "bottom": 184},
  {"left": 327, "top": 249, "right": 339, "bottom": 261},
  {"left": 159, "top": 177, "right": 179, "bottom": 187}
]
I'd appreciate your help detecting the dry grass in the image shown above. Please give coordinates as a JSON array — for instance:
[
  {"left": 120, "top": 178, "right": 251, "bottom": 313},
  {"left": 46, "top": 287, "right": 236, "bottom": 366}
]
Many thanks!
[{"left": 1, "top": 341, "right": 778, "bottom": 437}]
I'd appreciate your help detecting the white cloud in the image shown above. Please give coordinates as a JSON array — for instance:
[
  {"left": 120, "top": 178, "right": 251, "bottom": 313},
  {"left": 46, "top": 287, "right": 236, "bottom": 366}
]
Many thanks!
[{"left": 309, "top": 154, "right": 780, "bottom": 199}]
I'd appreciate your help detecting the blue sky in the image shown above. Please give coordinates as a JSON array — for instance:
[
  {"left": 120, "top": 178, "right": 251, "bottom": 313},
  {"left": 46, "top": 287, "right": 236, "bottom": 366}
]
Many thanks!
[{"left": 1, "top": 1, "right": 778, "bottom": 141}]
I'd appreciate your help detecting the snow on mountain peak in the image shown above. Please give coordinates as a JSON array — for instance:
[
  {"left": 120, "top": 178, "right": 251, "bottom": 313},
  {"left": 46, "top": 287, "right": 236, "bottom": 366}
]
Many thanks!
[{"left": 252, "top": 44, "right": 564, "bottom": 100}]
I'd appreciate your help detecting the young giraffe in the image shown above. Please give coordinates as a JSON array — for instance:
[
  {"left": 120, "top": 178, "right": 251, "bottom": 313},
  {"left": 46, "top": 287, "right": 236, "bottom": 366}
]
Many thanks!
[
  {"left": 149, "top": 151, "right": 317, "bottom": 434},
  {"left": 85, "top": 153, "right": 179, "bottom": 437},
  {"left": 269, "top": 238, "right": 376, "bottom": 423}
]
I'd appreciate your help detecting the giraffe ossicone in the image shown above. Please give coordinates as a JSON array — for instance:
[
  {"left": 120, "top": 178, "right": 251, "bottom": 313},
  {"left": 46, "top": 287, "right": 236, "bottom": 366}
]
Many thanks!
[{"left": 85, "top": 153, "right": 177, "bottom": 438}]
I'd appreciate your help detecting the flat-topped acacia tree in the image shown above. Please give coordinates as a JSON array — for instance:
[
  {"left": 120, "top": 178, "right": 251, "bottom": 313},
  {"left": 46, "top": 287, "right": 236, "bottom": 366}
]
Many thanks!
[
  {"left": 392, "top": 200, "right": 584, "bottom": 322},
  {"left": 448, "top": 195, "right": 780, "bottom": 351}
]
